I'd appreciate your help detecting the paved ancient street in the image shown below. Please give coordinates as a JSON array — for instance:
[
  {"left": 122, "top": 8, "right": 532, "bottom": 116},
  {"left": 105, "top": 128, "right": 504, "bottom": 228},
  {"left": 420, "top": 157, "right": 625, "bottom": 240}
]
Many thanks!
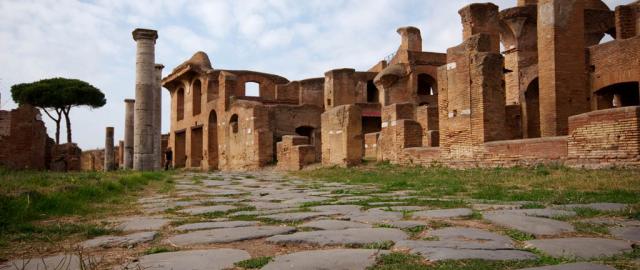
[{"left": 2, "top": 171, "right": 638, "bottom": 270}]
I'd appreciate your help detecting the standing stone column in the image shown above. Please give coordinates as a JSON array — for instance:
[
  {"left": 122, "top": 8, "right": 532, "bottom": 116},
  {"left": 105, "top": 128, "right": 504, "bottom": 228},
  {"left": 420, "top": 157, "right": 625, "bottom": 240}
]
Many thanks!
[
  {"left": 104, "top": 127, "right": 115, "bottom": 171},
  {"left": 124, "top": 99, "right": 135, "bottom": 169},
  {"left": 153, "top": 64, "right": 165, "bottom": 170},
  {"left": 132, "top": 28, "right": 158, "bottom": 171}
]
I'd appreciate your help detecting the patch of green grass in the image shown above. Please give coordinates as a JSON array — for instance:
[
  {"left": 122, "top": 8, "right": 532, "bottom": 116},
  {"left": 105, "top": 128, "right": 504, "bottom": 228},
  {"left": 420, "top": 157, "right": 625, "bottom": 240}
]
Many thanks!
[
  {"left": 504, "top": 229, "right": 535, "bottom": 241},
  {"left": 367, "top": 252, "right": 429, "bottom": 270},
  {"left": 572, "top": 207, "right": 606, "bottom": 218},
  {"left": 144, "top": 246, "right": 174, "bottom": 255},
  {"left": 0, "top": 169, "right": 171, "bottom": 250},
  {"left": 235, "top": 256, "right": 272, "bottom": 269},
  {"left": 521, "top": 203, "right": 546, "bottom": 209},
  {"left": 573, "top": 222, "right": 610, "bottom": 235},
  {"left": 467, "top": 210, "right": 483, "bottom": 220},
  {"left": 405, "top": 226, "right": 427, "bottom": 238},
  {"left": 293, "top": 164, "right": 640, "bottom": 204},
  {"left": 361, "top": 241, "right": 395, "bottom": 250}
]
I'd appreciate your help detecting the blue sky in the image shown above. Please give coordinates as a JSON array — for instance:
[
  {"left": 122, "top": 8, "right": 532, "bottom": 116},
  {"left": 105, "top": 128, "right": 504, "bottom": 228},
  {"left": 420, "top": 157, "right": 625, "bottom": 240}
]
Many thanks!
[{"left": 0, "top": 0, "right": 631, "bottom": 149}]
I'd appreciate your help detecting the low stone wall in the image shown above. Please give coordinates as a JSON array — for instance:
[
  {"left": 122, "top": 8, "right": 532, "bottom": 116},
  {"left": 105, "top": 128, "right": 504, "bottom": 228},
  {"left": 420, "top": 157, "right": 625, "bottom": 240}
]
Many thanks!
[
  {"left": 567, "top": 106, "right": 640, "bottom": 168},
  {"left": 81, "top": 150, "right": 104, "bottom": 171},
  {"left": 276, "top": 135, "right": 315, "bottom": 171}
]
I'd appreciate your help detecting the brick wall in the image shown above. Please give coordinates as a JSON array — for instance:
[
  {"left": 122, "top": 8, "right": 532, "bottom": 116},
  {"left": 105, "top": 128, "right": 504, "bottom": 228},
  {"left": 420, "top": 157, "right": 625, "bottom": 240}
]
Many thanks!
[
  {"left": 276, "top": 135, "right": 315, "bottom": 171},
  {"left": 567, "top": 106, "right": 640, "bottom": 168},
  {"left": 321, "top": 105, "right": 363, "bottom": 167},
  {"left": 0, "top": 106, "right": 49, "bottom": 170}
]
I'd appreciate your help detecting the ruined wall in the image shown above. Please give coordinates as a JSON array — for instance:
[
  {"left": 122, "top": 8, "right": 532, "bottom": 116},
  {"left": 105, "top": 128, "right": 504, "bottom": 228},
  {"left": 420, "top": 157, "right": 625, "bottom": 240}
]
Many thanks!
[
  {"left": 321, "top": 105, "right": 363, "bottom": 167},
  {"left": 220, "top": 102, "right": 273, "bottom": 170},
  {"left": 270, "top": 105, "right": 322, "bottom": 163},
  {"left": 0, "top": 106, "right": 49, "bottom": 170},
  {"left": 81, "top": 149, "right": 104, "bottom": 171},
  {"left": 567, "top": 106, "right": 640, "bottom": 168},
  {"left": 50, "top": 143, "right": 82, "bottom": 172},
  {"left": 276, "top": 135, "right": 316, "bottom": 171},
  {"left": 380, "top": 103, "right": 417, "bottom": 162},
  {"left": 416, "top": 105, "right": 439, "bottom": 147}
]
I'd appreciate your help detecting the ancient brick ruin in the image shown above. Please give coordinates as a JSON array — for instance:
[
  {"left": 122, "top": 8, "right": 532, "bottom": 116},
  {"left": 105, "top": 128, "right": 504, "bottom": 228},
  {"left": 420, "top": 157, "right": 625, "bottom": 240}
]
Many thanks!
[{"left": 157, "top": 0, "right": 640, "bottom": 170}]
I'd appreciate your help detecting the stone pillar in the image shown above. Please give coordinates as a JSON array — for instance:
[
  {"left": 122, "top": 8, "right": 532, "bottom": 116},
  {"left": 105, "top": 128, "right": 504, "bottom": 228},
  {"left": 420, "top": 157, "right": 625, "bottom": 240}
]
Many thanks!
[
  {"left": 118, "top": 140, "right": 124, "bottom": 169},
  {"left": 124, "top": 99, "right": 135, "bottom": 169},
  {"left": 537, "top": 0, "right": 588, "bottom": 136},
  {"left": 153, "top": 64, "right": 164, "bottom": 170},
  {"left": 104, "top": 127, "right": 115, "bottom": 171},
  {"left": 397, "top": 27, "right": 422, "bottom": 51},
  {"left": 132, "top": 28, "right": 158, "bottom": 171}
]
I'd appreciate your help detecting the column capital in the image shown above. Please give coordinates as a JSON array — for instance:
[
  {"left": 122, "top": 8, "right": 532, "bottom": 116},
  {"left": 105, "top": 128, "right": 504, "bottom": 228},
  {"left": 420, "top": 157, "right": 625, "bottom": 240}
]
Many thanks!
[
  {"left": 132, "top": 28, "right": 158, "bottom": 41},
  {"left": 125, "top": 98, "right": 135, "bottom": 103},
  {"left": 155, "top": 63, "right": 165, "bottom": 70}
]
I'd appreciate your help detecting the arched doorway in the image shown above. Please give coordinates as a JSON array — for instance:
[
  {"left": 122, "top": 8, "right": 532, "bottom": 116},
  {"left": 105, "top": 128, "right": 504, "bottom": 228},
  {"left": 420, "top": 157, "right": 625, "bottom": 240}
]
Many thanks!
[
  {"left": 523, "top": 78, "right": 540, "bottom": 138},
  {"left": 208, "top": 110, "right": 218, "bottom": 170},
  {"left": 295, "top": 126, "right": 315, "bottom": 144},
  {"left": 595, "top": 82, "right": 640, "bottom": 110}
]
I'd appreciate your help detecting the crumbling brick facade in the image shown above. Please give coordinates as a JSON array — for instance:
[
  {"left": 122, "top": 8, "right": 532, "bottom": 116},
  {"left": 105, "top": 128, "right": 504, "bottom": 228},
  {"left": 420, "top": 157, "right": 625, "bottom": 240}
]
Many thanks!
[
  {"left": 0, "top": 106, "right": 50, "bottom": 170},
  {"left": 158, "top": 0, "right": 640, "bottom": 171}
]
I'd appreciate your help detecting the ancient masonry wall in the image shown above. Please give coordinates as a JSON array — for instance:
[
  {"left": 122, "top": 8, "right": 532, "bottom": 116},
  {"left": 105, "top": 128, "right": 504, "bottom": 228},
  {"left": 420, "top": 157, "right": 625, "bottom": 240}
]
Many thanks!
[
  {"left": 567, "top": 106, "right": 640, "bottom": 168},
  {"left": 321, "top": 105, "right": 363, "bottom": 167},
  {"left": 0, "top": 106, "right": 49, "bottom": 170},
  {"left": 276, "top": 135, "right": 316, "bottom": 171}
]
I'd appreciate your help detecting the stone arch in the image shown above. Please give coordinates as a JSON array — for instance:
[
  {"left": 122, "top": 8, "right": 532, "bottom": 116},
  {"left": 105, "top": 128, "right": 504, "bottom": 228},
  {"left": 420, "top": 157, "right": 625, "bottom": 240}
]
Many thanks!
[
  {"left": 177, "top": 88, "right": 185, "bottom": 121},
  {"left": 208, "top": 110, "right": 218, "bottom": 170},
  {"left": 192, "top": 79, "right": 202, "bottom": 115},
  {"left": 523, "top": 78, "right": 540, "bottom": 138},
  {"left": 594, "top": 82, "right": 640, "bottom": 110},
  {"left": 417, "top": 73, "right": 436, "bottom": 96}
]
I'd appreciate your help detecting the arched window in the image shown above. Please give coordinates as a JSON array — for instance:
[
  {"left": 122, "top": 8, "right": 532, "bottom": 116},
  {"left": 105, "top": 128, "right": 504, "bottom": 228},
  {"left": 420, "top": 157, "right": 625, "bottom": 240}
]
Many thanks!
[
  {"left": 245, "top": 82, "right": 260, "bottom": 97},
  {"left": 229, "top": 114, "right": 239, "bottom": 134},
  {"left": 524, "top": 78, "right": 540, "bottom": 138},
  {"left": 417, "top": 74, "right": 436, "bottom": 95},
  {"left": 366, "top": 80, "right": 379, "bottom": 103},
  {"left": 177, "top": 88, "right": 185, "bottom": 121},
  {"left": 192, "top": 80, "right": 202, "bottom": 116}
]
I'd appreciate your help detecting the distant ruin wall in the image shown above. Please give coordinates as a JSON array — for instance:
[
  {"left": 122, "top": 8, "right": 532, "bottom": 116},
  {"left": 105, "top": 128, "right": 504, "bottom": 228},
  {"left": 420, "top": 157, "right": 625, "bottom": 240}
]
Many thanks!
[{"left": 0, "top": 106, "right": 49, "bottom": 170}]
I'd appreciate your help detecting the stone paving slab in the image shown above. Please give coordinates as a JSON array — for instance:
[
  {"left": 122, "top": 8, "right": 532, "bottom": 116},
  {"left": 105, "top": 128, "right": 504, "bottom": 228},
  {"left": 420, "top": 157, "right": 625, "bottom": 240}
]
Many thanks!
[
  {"left": 516, "top": 262, "right": 618, "bottom": 270},
  {"left": 525, "top": 238, "right": 633, "bottom": 259},
  {"left": 486, "top": 209, "right": 576, "bottom": 218},
  {"left": 266, "top": 228, "right": 408, "bottom": 246},
  {"left": 115, "top": 216, "right": 171, "bottom": 232},
  {"left": 412, "top": 208, "right": 473, "bottom": 219},
  {"left": 259, "top": 211, "right": 338, "bottom": 222},
  {"left": 129, "top": 249, "right": 250, "bottom": 270},
  {"left": 484, "top": 213, "right": 574, "bottom": 236},
  {"left": 610, "top": 226, "right": 640, "bottom": 241},
  {"left": 310, "top": 205, "right": 363, "bottom": 214},
  {"left": 166, "top": 226, "right": 296, "bottom": 246},
  {"left": 0, "top": 255, "right": 85, "bottom": 270},
  {"left": 394, "top": 242, "right": 538, "bottom": 261},
  {"left": 300, "top": 220, "right": 372, "bottom": 230},
  {"left": 261, "top": 249, "right": 386, "bottom": 270},
  {"left": 384, "top": 220, "right": 428, "bottom": 229},
  {"left": 81, "top": 231, "right": 157, "bottom": 248},
  {"left": 427, "top": 227, "right": 515, "bottom": 249},
  {"left": 174, "top": 221, "right": 259, "bottom": 231},
  {"left": 177, "top": 205, "right": 237, "bottom": 215},
  {"left": 347, "top": 208, "right": 403, "bottom": 224}
]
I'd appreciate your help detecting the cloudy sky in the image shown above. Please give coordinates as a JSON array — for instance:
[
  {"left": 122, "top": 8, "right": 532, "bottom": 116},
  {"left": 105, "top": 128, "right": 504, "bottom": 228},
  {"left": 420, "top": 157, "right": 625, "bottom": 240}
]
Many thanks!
[{"left": 0, "top": 0, "right": 630, "bottom": 149}]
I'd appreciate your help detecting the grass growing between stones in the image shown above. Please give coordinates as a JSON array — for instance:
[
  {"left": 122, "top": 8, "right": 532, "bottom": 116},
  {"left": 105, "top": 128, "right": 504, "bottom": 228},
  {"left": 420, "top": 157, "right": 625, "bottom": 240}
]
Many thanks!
[
  {"left": 234, "top": 256, "right": 273, "bottom": 269},
  {"left": 368, "top": 252, "right": 570, "bottom": 270},
  {"left": 294, "top": 163, "right": 640, "bottom": 204},
  {"left": 0, "top": 168, "right": 173, "bottom": 257}
]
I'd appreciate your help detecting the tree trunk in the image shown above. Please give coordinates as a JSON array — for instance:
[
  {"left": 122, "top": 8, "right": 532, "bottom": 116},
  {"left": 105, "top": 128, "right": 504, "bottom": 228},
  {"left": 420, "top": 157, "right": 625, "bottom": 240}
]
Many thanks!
[
  {"left": 41, "top": 108, "right": 62, "bottom": 144},
  {"left": 63, "top": 107, "right": 72, "bottom": 143}
]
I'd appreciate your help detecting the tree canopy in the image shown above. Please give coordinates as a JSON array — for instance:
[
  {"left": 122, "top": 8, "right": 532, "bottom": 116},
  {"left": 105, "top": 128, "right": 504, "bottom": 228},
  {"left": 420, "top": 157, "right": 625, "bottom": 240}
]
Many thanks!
[{"left": 11, "top": 78, "right": 106, "bottom": 144}]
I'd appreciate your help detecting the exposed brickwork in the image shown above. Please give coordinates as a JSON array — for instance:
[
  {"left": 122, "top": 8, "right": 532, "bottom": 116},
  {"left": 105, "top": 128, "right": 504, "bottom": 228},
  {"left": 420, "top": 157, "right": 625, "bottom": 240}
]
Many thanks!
[
  {"left": 567, "top": 106, "right": 640, "bottom": 168},
  {"left": 276, "top": 135, "right": 316, "bottom": 171},
  {"left": 321, "top": 105, "right": 362, "bottom": 167},
  {"left": 0, "top": 106, "right": 49, "bottom": 170}
]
